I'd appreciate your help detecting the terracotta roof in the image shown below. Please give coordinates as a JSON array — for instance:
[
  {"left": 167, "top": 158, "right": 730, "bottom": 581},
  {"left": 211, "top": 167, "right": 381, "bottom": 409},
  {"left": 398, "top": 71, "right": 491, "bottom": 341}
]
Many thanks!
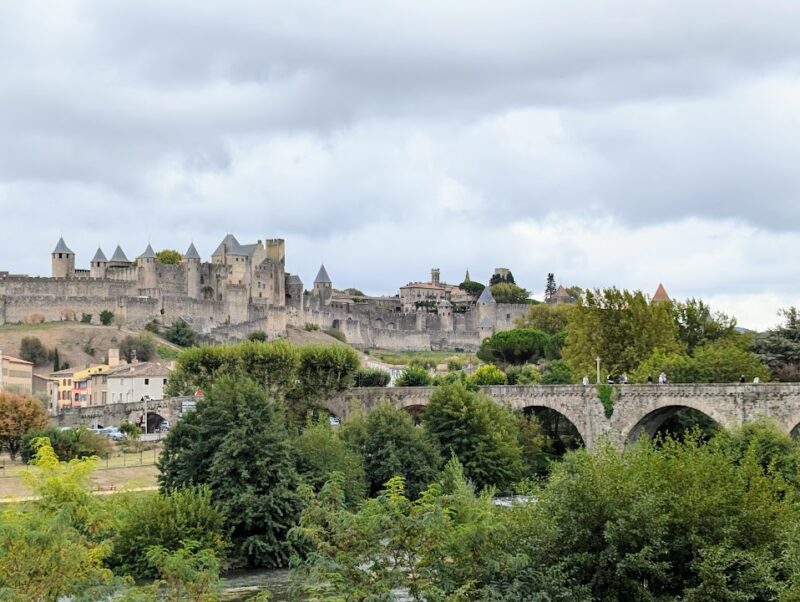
[
  {"left": 554, "top": 285, "right": 570, "bottom": 297},
  {"left": 107, "top": 361, "right": 172, "bottom": 378},
  {"left": 50, "top": 367, "right": 75, "bottom": 376},
  {"left": 2, "top": 355, "right": 33, "bottom": 366},
  {"left": 652, "top": 283, "right": 671, "bottom": 303}
]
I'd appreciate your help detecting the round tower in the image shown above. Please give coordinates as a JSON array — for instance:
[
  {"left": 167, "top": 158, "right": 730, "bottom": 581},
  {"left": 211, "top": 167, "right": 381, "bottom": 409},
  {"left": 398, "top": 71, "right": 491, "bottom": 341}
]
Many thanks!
[
  {"left": 437, "top": 297, "right": 453, "bottom": 331},
  {"left": 285, "top": 274, "right": 304, "bottom": 310},
  {"left": 183, "top": 242, "right": 202, "bottom": 300},
  {"left": 51, "top": 237, "right": 75, "bottom": 278},
  {"left": 137, "top": 244, "right": 157, "bottom": 291}
]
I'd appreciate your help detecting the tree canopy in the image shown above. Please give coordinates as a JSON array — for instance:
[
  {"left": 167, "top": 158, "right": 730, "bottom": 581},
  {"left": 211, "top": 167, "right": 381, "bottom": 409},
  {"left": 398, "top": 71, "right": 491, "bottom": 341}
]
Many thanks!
[
  {"left": 0, "top": 393, "right": 49, "bottom": 458},
  {"left": 155, "top": 249, "right": 183, "bottom": 264},
  {"left": 753, "top": 307, "right": 800, "bottom": 381},
  {"left": 516, "top": 303, "right": 572, "bottom": 335},
  {"left": 489, "top": 282, "right": 531, "bottom": 304},
  {"left": 477, "top": 328, "right": 551, "bottom": 365}
]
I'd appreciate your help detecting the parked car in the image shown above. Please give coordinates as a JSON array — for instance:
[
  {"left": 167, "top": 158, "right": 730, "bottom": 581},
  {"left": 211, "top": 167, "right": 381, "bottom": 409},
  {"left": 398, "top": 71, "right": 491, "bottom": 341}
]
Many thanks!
[{"left": 98, "top": 427, "right": 125, "bottom": 441}]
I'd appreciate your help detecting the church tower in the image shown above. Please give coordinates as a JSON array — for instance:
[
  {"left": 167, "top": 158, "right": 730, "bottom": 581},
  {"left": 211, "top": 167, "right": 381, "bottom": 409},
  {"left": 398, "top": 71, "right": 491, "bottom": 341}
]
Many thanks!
[{"left": 51, "top": 237, "right": 75, "bottom": 278}]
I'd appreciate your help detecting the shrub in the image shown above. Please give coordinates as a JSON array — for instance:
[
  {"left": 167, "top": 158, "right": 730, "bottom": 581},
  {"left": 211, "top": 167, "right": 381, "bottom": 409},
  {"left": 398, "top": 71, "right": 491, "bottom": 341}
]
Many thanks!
[
  {"left": 164, "top": 319, "right": 196, "bottom": 347},
  {"left": 396, "top": 365, "right": 433, "bottom": 387},
  {"left": 467, "top": 364, "right": 508, "bottom": 386},
  {"left": 446, "top": 358, "right": 463, "bottom": 371},
  {"left": 506, "top": 364, "right": 542, "bottom": 385},
  {"left": 355, "top": 367, "right": 391, "bottom": 387},
  {"left": 247, "top": 330, "right": 268, "bottom": 342},
  {"left": 304, "top": 323, "right": 320, "bottom": 331},
  {"left": 109, "top": 486, "right": 228, "bottom": 578},
  {"left": 20, "top": 426, "right": 111, "bottom": 464},
  {"left": 0, "top": 393, "right": 49, "bottom": 458},
  {"left": 19, "top": 336, "right": 49, "bottom": 366},
  {"left": 80, "top": 313, "right": 92, "bottom": 324},
  {"left": 99, "top": 310, "right": 114, "bottom": 326},
  {"left": 120, "top": 334, "right": 156, "bottom": 363},
  {"left": 540, "top": 359, "right": 574, "bottom": 384},
  {"left": 144, "top": 319, "right": 161, "bottom": 334},
  {"left": 324, "top": 327, "right": 346, "bottom": 343}
]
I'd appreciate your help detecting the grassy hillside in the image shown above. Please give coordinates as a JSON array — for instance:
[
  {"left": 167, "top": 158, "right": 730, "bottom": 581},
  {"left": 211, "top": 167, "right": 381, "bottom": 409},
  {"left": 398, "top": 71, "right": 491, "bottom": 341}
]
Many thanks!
[{"left": 0, "top": 322, "right": 180, "bottom": 375}]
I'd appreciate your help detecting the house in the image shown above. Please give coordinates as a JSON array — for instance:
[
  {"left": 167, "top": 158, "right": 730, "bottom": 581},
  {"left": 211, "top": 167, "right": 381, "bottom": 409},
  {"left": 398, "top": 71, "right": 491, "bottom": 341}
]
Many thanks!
[
  {"left": 107, "top": 362, "right": 172, "bottom": 404},
  {"left": 0, "top": 351, "right": 33, "bottom": 394}
]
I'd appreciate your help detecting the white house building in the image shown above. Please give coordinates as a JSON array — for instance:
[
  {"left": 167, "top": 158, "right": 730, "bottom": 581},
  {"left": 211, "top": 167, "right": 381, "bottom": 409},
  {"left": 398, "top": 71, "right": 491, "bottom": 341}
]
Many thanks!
[{"left": 107, "top": 362, "right": 172, "bottom": 403}]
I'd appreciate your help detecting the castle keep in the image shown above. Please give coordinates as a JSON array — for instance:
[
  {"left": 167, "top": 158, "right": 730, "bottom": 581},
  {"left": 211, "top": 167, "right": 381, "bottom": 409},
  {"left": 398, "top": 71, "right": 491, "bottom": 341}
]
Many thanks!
[{"left": 0, "top": 236, "right": 530, "bottom": 350}]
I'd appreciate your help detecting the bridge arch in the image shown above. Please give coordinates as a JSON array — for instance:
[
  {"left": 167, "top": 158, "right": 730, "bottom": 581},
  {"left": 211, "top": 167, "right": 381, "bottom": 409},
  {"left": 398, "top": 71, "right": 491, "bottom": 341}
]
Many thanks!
[
  {"left": 495, "top": 390, "right": 596, "bottom": 448},
  {"left": 621, "top": 401, "right": 726, "bottom": 445}
]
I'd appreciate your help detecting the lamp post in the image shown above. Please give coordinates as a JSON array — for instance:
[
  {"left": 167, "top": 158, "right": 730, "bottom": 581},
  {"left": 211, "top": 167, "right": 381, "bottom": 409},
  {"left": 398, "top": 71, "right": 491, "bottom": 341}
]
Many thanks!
[{"left": 596, "top": 357, "right": 601, "bottom": 385}]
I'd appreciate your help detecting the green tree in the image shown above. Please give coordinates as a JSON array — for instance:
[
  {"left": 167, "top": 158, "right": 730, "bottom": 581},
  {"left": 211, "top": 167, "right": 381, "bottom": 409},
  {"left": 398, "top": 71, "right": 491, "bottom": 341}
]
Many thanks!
[
  {"left": 354, "top": 367, "right": 391, "bottom": 387},
  {"left": 297, "top": 344, "right": 360, "bottom": 399},
  {"left": 99, "top": 309, "right": 114, "bottom": 326},
  {"left": 633, "top": 348, "right": 702, "bottom": 383},
  {"left": 692, "top": 337, "right": 771, "bottom": 382},
  {"left": 516, "top": 303, "right": 572, "bottom": 335},
  {"left": 477, "top": 328, "right": 550, "bottom": 365},
  {"left": 563, "top": 287, "right": 681, "bottom": 375},
  {"left": 540, "top": 359, "right": 574, "bottom": 384},
  {"left": 120, "top": 334, "right": 156, "bottom": 363},
  {"left": 52, "top": 347, "right": 60, "bottom": 372},
  {"left": 423, "top": 383, "right": 522, "bottom": 492},
  {"left": 109, "top": 486, "right": 228, "bottom": 579},
  {"left": 0, "top": 392, "right": 49, "bottom": 459},
  {"left": 341, "top": 404, "right": 441, "bottom": 498},
  {"left": 467, "top": 364, "right": 507, "bottom": 386},
  {"left": 163, "top": 319, "right": 196, "bottom": 347},
  {"left": 506, "top": 364, "right": 541, "bottom": 385},
  {"left": 19, "top": 336, "right": 49, "bottom": 365},
  {"left": 753, "top": 307, "right": 800, "bottom": 381},
  {"left": 672, "top": 298, "right": 737, "bottom": 354},
  {"left": 155, "top": 249, "right": 183, "bottom": 264},
  {"left": 459, "top": 280, "right": 486, "bottom": 298},
  {"left": 158, "top": 377, "right": 303, "bottom": 567},
  {"left": 396, "top": 365, "right": 433, "bottom": 386},
  {"left": 293, "top": 420, "right": 367, "bottom": 506},
  {"left": 489, "top": 282, "right": 530, "bottom": 304},
  {"left": 545, "top": 272, "right": 557, "bottom": 301},
  {"left": 20, "top": 426, "right": 110, "bottom": 464},
  {"left": 247, "top": 330, "right": 268, "bottom": 341}
]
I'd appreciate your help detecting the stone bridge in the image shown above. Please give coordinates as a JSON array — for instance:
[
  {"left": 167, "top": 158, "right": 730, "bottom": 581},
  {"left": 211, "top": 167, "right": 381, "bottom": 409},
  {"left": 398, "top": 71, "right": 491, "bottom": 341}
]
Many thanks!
[
  {"left": 53, "top": 397, "right": 189, "bottom": 431},
  {"left": 325, "top": 384, "right": 800, "bottom": 448}
]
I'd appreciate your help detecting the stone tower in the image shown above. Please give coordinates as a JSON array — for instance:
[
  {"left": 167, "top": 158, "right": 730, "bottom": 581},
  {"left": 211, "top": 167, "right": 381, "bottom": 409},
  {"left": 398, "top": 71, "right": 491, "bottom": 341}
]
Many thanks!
[
  {"left": 137, "top": 244, "right": 157, "bottom": 291},
  {"left": 285, "top": 274, "right": 304, "bottom": 310},
  {"left": 475, "top": 285, "right": 497, "bottom": 335},
  {"left": 51, "top": 237, "right": 75, "bottom": 278},
  {"left": 266, "top": 239, "right": 286, "bottom": 306},
  {"left": 183, "top": 242, "right": 201, "bottom": 299},
  {"left": 437, "top": 297, "right": 453, "bottom": 331},
  {"left": 90, "top": 247, "right": 108, "bottom": 279},
  {"left": 431, "top": 268, "right": 440, "bottom": 286},
  {"left": 313, "top": 264, "right": 333, "bottom": 306}
]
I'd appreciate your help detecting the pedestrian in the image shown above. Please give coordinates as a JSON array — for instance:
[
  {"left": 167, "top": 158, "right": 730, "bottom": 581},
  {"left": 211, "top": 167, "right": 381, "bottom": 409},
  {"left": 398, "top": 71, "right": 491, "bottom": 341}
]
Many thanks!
[
  {"left": 607, "top": 374, "right": 615, "bottom": 384},
  {"left": 753, "top": 376, "right": 760, "bottom": 384},
  {"left": 647, "top": 375, "right": 654, "bottom": 384},
  {"left": 658, "top": 372, "right": 667, "bottom": 385},
  {"left": 582, "top": 375, "right": 590, "bottom": 386},
  {"left": 620, "top": 373, "right": 628, "bottom": 385},
  {"left": 739, "top": 375, "right": 746, "bottom": 383}
]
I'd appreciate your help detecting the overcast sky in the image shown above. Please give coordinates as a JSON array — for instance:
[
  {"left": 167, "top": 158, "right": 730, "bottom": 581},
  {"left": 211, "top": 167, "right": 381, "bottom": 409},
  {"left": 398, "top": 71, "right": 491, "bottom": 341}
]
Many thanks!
[{"left": 1, "top": 1, "right": 799, "bottom": 330}]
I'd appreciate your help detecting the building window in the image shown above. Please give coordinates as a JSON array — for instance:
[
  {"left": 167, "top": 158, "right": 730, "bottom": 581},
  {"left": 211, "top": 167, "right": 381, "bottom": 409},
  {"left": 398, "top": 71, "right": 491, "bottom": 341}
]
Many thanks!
[
  {"left": 102, "top": 392, "right": 107, "bottom": 403},
  {"left": 144, "top": 378, "right": 150, "bottom": 385},
  {"left": 163, "top": 378, "right": 168, "bottom": 385}
]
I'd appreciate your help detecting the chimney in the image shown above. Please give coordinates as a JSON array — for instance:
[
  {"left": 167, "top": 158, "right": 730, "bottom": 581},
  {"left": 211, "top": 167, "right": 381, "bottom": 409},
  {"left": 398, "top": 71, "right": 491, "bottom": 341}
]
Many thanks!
[{"left": 108, "top": 348, "right": 120, "bottom": 368}]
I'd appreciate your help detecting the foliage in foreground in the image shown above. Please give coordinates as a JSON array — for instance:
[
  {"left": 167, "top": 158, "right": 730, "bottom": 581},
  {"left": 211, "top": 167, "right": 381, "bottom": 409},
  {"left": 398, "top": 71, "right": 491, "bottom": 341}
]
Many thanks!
[{"left": 0, "top": 391, "right": 49, "bottom": 458}]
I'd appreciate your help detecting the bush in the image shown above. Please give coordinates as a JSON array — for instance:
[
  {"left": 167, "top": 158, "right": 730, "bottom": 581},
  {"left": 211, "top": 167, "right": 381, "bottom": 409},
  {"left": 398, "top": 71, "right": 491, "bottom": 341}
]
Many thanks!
[
  {"left": 80, "top": 313, "right": 92, "bottom": 324},
  {"left": 20, "top": 426, "right": 111, "bottom": 464},
  {"left": 0, "top": 393, "right": 49, "bottom": 458},
  {"left": 446, "top": 358, "right": 463, "bottom": 371},
  {"left": 99, "top": 310, "right": 114, "bottom": 326},
  {"left": 323, "top": 328, "right": 346, "bottom": 343},
  {"left": 120, "top": 334, "right": 156, "bottom": 363},
  {"left": 109, "top": 486, "right": 228, "bottom": 578},
  {"left": 19, "top": 336, "right": 49, "bottom": 366},
  {"left": 304, "top": 323, "right": 320, "bottom": 331},
  {"left": 247, "top": 330, "right": 268, "bottom": 342},
  {"left": 396, "top": 365, "right": 433, "bottom": 387},
  {"left": 354, "top": 367, "right": 391, "bottom": 387},
  {"left": 144, "top": 319, "right": 161, "bottom": 334},
  {"left": 467, "top": 364, "right": 508, "bottom": 386},
  {"left": 540, "top": 359, "right": 574, "bottom": 384},
  {"left": 506, "top": 364, "right": 542, "bottom": 385},
  {"left": 164, "top": 319, "right": 196, "bottom": 347}
]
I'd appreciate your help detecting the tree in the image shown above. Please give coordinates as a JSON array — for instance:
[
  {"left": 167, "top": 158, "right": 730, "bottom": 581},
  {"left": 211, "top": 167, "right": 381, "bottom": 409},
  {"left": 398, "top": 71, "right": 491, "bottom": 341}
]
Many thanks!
[
  {"left": 155, "top": 249, "right": 183, "bottom": 264},
  {"left": 20, "top": 426, "right": 110, "bottom": 464},
  {"left": 396, "top": 365, "right": 433, "bottom": 387},
  {"left": 18, "top": 336, "right": 49, "bottom": 366},
  {"left": 692, "top": 337, "right": 771, "bottom": 383},
  {"left": 293, "top": 420, "right": 367, "bottom": 506},
  {"left": 164, "top": 319, "right": 196, "bottom": 347},
  {"left": 672, "top": 298, "right": 737, "bottom": 354},
  {"left": 545, "top": 273, "right": 557, "bottom": 302},
  {"left": 516, "top": 303, "right": 571, "bottom": 335},
  {"left": 341, "top": 404, "right": 442, "bottom": 498},
  {"left": 753, "top": 307, "right": 800, "bottom": 381},
  {"left": 540, "top": 359, "right": 574, "bottom": 384},
  {"left": 422, "top": 383, "right": 522, "bottom": 492},
  {"left": 490, "top": 271, "right": 515, "bottom": 285},
  {"left": 354, "top": 367, "right": 391, "bottom": 387},
  {"left": 467, "top": 364, "right": 507, "bottom": 386},
  {"left": 247, "top": 330, "right": 268, "bottom": 342},
  {"left": 0, "top": 393, "right": 49, "bottom": 458},
  {"left": 52, "top": 347, "right": 60, "bottom": 372},
  {"left": 459, "top": 280, "right": 486, "bottom": 298},
  {"left": 477, "top": 328, "right": 550, "bottom": 365},
  {"left": 562, "top": 287, "right": 681, "bottom": 375},
  {"left": 120, "top": 334, "right": 156, "bottom": 363},
  {"left": 158, "top": 377, "right": 304, "bottom": 567},
  {"left": 489, "top": 282, "right": 530, "bottom": 304},
  {"left": 296, "top": 345, "right": 360, "bottom": 399},
  {"left": 99, "top": 309, "right": 114, "bottom": 326}
]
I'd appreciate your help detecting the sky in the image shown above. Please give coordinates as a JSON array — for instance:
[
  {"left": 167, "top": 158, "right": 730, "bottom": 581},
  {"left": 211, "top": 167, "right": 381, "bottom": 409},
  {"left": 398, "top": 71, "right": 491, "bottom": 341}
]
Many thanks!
[{"left": 1, "top": 1, "right": 799, "bottom": 330}]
